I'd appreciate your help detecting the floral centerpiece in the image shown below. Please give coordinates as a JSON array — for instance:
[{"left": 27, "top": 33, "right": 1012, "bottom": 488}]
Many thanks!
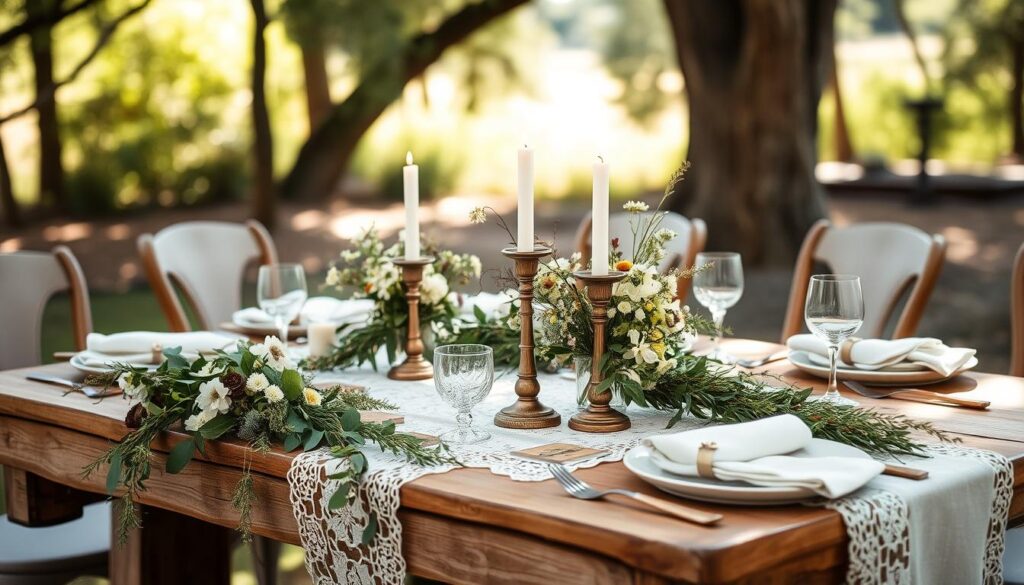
[
  {"left": 85, "top": 337, "right": 451, "bottom": 544},
  {"left": 307, "top": 227, "right": 482, "bottom": 370},
  {"left": 470, "top": 163, "right": 953, "bottom": 456}
]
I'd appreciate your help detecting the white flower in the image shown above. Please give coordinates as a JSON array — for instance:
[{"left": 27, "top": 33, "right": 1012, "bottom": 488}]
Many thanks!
[
  {"left": 617, "top": 300, "right": 632, "bottom": 313},
  {"left": 264, "top": 384, "right": 284, "bottom": 403},
  {"left": 655, "top": 358, "right": 678, "bottom": 376},
  {"left": 117, "top": 374, "right": 147, "bottom": 401},
  {"left": 197, "top": 379, "right": 232, "bottom": 414},
  {"left": 197, "top": 362, "right": 224, "bottom": 377},
  {"left": 468, "top": 255, "right": 482, "bottom": 277},
  {"left": 250, "top": 336, "right": 292, "bottom": 371},
  {"left": 624, "top": 331, "right": 659, "bottom": 365},
  {"left": 634, "top": 308, "right": 645, "bottom": 320},
  {"left": 303, "top": 388, "right": 323, "bottom": 406},
  {"left": 607, "top": 308, "right": 617, "bottom": 318},
  {"left": 655, "top": 228, "right": 677, "bottom": 242},
  {"left": 420, "top": 271, "right": 450, "bottom": 306},
  {"left": 469, "top": 207, "right": 487, "bottom": 224},
  {"left": 246, "top": 372, "right": 269, "bottom": 394},
  {"left": 621, "top": 265, "right": 663, "bottom": 302},
  {"left": 341, "top": 249, "right": 361, "bottom": 262},
  {"left": 325, "top": 266, "right": 341, "bottom": 286},
  {"left": 184, "top": 409, "right": 213, "bottom": 432},
  {"left": 623, "top": 201, "right": 649, "bottom": 213}
]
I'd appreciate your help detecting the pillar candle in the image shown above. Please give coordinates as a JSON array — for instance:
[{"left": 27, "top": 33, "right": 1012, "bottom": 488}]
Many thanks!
[
  {"left": 517, "top": 144, "right": 534, "bottom": 252},
  {"left": 307, "top": 322, "right": 337, "bottom": 358},
  {"left": 403, "top": 151, "right": 420, "bottom": 260},
  {"left": 591, "top": 156, "right": 609, "bottom": 276}
]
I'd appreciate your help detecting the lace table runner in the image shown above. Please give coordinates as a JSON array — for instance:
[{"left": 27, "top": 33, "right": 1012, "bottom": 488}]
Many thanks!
[{"left": 288, "top": 369, "right": 1011, "bottom": 585}]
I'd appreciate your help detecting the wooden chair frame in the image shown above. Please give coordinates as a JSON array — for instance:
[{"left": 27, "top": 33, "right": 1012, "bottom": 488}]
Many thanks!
[
  {"left": 137, "top": 220, "right": 277, "bottom": 332},
  {"left": 781, "top": 219, "right": 947, "bottom": 343},
  {"left": 52, "top": 245, "right": 93, "bottom": 351},
  {"left": 574, "top": 213, "right": 707, "bottom": 303},
  {"left": 1012, "top": 243, "right": 1024, "bottom": 377}
]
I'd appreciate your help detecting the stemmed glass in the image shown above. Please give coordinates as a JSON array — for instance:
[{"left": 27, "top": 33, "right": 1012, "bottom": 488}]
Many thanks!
[
  {"left": 433, "top": 344, "right": 494, "bottom": 444},
  {"left": 692, "top": 252, "right": 744, "bottom": 362},
  {"left": 257, "top": 264, "right": 308, "bottom": 344},
  {"left": 804, "top": 274, "right": 864, "bottom": 405}
]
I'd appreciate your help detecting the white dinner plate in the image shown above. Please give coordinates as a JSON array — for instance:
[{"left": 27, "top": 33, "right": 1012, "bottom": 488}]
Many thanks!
[
  {"left": 788, "top": 350, "right": 978, "bottom": 387},
  {"left": 623, "top": 438, "right": 870, "bottom": 506},
  {"left": 69, "top": 353, "right": 159, "bottom": 375}
]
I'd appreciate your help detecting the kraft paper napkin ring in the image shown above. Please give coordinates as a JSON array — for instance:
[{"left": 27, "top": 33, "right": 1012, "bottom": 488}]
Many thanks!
[
  {"left": 839, "top": 337, "right": 862, "bottom": 365},
  {"left": 696, "top": 441, "right": 718, "bottom": 479}
]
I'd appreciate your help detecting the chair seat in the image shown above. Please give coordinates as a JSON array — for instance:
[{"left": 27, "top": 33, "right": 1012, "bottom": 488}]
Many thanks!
[
  {"left": 0, "top": 501, "right": 110, "bottom": 574},
  {"left": 1007, "top": 527, "right": 1024, "bottom": 585}
]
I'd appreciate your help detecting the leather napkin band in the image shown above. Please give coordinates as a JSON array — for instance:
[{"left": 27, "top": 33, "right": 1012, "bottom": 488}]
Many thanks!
[
  {"left": 696, "top": 441, "right": 718, "bottom": 479},
  {"left": 839, "top": 337, "right": 862, "bottom": 365}
]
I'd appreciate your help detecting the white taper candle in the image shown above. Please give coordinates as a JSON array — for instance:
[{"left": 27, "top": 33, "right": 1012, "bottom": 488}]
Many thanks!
[
  {"left": 591, "top": 155, "right": 609, "bottom": 276},
  {"left": 517, "top": 144, "right": 534, "bottom": 252},
  {"left": 403, "top": 151, "right": 420, "bottom": 260}
]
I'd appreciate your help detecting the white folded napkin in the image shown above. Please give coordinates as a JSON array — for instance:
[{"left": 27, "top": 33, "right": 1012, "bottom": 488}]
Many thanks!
[
  {"left": 643, "top": 414, "right": 883, "bottom": 499},
  {"left": 787, "top": 334, "right": 976, "bottom": 377},
  {"left": 80, "top": 331, "right": 240, "bottom": 366},
  {"left": 233, "top": 297, "right": 374, "bottom": 327},
  {"left": 455, "top": 291, "right": 516, "bottom": 318}
]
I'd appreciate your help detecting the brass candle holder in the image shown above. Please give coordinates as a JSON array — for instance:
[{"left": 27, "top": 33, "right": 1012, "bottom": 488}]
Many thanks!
[
  {"left": 387, "top": 256, "right": 436, "bottom": 381},
  {"left": 494, "top": 246, "right": 562, "bottom": 429},
  {"left": 569, "top": 269, "right": 630, "bottom": 433}
]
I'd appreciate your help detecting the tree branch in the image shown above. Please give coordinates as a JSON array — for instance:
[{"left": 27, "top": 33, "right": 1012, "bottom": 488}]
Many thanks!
[
  {"left": 0, "top": 0, "right": 151, "bottom": 125},
  {"left": 0, "top": 0, "right": 103, "bottom": 48}
]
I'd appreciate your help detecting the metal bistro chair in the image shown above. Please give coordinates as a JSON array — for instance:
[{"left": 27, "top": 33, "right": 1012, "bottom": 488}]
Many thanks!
[
  {"left": 575, "top": 211, "right": 707, "bottom": 303},
  {"left": 0, "top": 246, "right": 110, "bottom": 585},
  {"left": 138, "top": 220, "right": 278, "bottom": 332},
  {"left": 781, "top": 220, "right": 947, "bottom": 342}
]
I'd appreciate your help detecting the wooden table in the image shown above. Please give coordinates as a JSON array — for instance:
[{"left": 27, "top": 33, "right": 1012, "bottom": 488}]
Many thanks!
[{"left": 1, "top": 339, "right": 1022, "bottom": 584}]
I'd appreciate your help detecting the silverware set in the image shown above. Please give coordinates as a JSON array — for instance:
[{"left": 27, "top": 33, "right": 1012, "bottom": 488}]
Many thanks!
[
  {"left": 548, "top": 464, "right": 722, "bottom": 525},
  {"left": 25, "top": 373, "right": 119, "bottom": 398},
  {"left": 842, "top": 380, "right": 989, "bottom": 410}
]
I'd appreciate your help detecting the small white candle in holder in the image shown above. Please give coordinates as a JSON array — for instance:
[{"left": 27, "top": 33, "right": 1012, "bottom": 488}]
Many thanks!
[
  {"left": 307, "top": 322, "right": 337, "bottom": 358},
  {"left": 403, "top": 151, "right": 420, "bottom": 260},
  {"left": 591, "top": 155, "right": 609, "bottom": 276},
  {"left": 517, "top": 144, "right": 534, "bottom": 252}
]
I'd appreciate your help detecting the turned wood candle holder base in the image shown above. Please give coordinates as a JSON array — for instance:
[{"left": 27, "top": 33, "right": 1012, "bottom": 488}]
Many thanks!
[
  {"left": 387, "top": 256, "right": 436, "bottom": 382},
  {"left": 494, "top": 246, "right": 561, "bottom": 429},
  {"left": 569, "top": 270, "right": 630, "bottom": 433}
]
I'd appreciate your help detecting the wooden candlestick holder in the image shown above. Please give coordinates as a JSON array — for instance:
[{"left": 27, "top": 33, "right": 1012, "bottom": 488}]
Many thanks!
[
  {"left": 387, "top": 256, "right": 436, "bottom": 381},
  {"left": 494, "top": 246, "right": 562, "bottom": 429},
  {"left": 569, "top": 270, "right": 630, "bottom": 433}
]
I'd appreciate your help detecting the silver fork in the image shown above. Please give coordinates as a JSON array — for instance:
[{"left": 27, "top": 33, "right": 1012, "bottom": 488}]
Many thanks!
[
  {"left": 26, "top": 373, "right": 118, "bottom": 398},
  {"left": 736, "top": 350, "right": 788, "bottom": 369},
  {"left": 547, "top": 464, "right": 722, "bottom": 525}
]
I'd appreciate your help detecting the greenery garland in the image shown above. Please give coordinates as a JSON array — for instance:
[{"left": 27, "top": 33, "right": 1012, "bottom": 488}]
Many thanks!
[{"left": 83, "top": 340, "right": 453, "bottom": 545}]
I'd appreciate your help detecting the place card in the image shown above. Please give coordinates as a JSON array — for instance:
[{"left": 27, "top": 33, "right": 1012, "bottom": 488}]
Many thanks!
[
  {"left": 408, "top": 432, "right": 439, "bottom": 447},
  {"left": 511, "top": 443, "right": 610, "bottom": 465},
  {"left": 359, "top": 411, "right": 405, "bottom": 425}
]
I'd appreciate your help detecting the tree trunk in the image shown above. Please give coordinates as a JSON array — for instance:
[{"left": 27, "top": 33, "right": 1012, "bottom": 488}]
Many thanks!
[
  {"left": 27, "top": 0, "right": 65, "bottom": 212},
  {"left": 250, "top": 0, "right": 276, "bottom": 229},
  {"left": 831, "top": 47, "right": 854, "bottom": 162},
  {"left": 1011, "top": 37, "right": 1024, "bottom": 160},
  {"left": 662, "top": 0, "right": 835, "bottom": 265},
  {"left": 301, "top": 42, "right": 332, "bottom": 133},
  {"left": 0, "top": 129, "right": 20, "bottom": 227},
  {"left": 281, "top": 0, "right": 528, "bottom": 201}
]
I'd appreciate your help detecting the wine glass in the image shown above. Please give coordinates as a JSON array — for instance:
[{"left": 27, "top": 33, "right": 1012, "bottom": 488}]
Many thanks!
[
  {"left": 433, "top": 344, "right": 494, "bottom": 444},
  {"left": 257, "top": 264, "right": 308, "bottom": 344},
  {"left": 692, "top": 252, "right": 744, "bottom": 362},
  {"left": 804, "top": 274, "right": 864, "bottom": 405}
]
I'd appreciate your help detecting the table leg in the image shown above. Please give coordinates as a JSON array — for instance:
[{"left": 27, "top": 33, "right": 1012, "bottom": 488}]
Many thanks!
[
  {"left": 109, "top": 504, "right": 233, "bottom": 585},
  {"left": 4, "top": 467, "right": 101, "bottom": 526}
]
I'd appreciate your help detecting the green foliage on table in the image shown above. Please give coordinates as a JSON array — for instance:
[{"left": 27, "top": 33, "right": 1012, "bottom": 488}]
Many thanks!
[{"left": 82, "top": 339, "right": 453, "bottom": 545}]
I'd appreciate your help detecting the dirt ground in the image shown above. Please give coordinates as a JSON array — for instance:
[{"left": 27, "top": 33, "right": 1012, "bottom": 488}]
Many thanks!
[{"left": 2, "top": 191, "right": 1022, "bottom": 374}]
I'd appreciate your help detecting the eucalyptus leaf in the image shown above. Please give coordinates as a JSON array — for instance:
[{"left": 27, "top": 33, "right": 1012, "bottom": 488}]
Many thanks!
[
  {"left": 282, "top": 433, "right": 302, "bottom": 452},
  {"left": 166, "top": 438, "right": 195, "bottom": 474},
  {"left": 105, "top": 451, "right": 122, "bottom": 494},
  {"left": 341, "top": 409, "right": 361, "bottom": 431},
  {"left": 328, "top": 481, "right": 351, "bottom": 510},
  {"left": 199, "top": 414, "right": 236, "bottom": 440},
  {"left": 303, "top": 429, "right": 325, "bottom": 451},
  {"left": 361, "top": 513, "right": 378, "bottom": 545},
  {"left": 281, "top": 369, "right": 304, "bottom": 401}
]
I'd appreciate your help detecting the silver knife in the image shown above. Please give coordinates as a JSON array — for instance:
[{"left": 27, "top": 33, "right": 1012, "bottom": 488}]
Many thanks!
[{"left": 26, "top": 373, "right": 120, "bottom": 398}]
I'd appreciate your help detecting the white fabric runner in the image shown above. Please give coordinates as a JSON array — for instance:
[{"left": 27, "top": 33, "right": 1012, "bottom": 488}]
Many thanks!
[{"left": 288, "top": 368, "right": 1011, "bottom": 585}]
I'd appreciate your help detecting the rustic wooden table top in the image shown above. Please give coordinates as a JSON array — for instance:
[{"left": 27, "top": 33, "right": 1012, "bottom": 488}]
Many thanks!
[{"left": 1, "top": 338, "right": 1022, "bottom": 584}]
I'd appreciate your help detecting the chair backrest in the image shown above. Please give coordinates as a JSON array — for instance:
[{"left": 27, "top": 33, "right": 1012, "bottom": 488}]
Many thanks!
[
  {"left": 1012, "top": 242, "right": 1024, "bottom": 377},
  {"left": 0, "top": 246, "right": 92, "bottom": 369},
  {"left": 781, "top": 220, "right": 946, "bottom": 342},
  {"left": 575, "top": 211, "right": 707, "bottom": 302},
  {"left": 138, "top": 220, "right": 277, "bottom": 331}
]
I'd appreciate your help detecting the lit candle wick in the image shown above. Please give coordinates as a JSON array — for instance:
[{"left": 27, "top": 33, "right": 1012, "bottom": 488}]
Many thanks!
[{"left": 406, "top": 151, "right": 413, "bottom": 166}]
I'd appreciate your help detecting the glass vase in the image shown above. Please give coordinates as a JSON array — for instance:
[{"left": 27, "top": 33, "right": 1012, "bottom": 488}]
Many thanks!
[{"left": 574, "top": 355, "right": 627, "bottom": 411}]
